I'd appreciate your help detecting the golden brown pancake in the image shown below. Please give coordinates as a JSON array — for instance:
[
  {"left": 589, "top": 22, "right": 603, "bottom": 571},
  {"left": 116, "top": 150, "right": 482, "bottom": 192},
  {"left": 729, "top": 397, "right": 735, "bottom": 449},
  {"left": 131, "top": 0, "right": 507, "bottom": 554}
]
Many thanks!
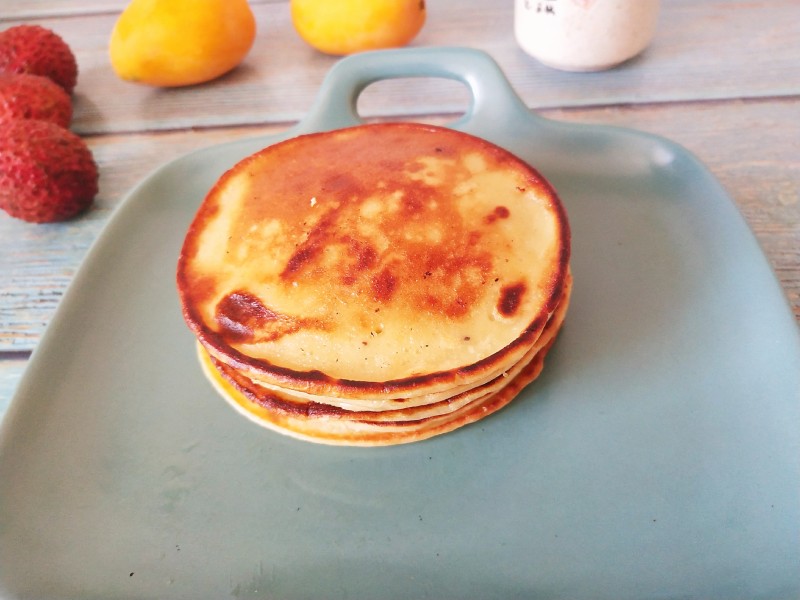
[
  {"left": 178, "top": 123, "right": 570, "bottom": 404},
  {"left": 197, "top": 308, "right": 563, "bottom": 446},
  {"left": 195, "top": 271, "right": 571, "bottom": 445},
  {"left": 204, "top": 271, "right": 571, "bottom": 425}
]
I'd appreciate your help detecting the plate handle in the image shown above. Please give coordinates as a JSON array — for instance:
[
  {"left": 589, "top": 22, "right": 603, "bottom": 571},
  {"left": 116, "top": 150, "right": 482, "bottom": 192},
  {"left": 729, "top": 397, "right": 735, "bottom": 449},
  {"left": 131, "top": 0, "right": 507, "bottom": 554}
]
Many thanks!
[{"left": 298, "top": 46, "right": 534, "bottom": 135}]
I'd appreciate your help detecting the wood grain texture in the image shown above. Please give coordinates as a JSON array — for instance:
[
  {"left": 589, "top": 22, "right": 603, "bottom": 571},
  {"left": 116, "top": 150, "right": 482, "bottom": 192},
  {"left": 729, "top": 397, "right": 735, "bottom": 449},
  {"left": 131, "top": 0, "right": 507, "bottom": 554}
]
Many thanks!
[
  {"left": 2, "top": 1, "right": 799, "bottom": 135},
  {"left": 0, "top": 357, "right": 26, "bottom": 411},
  {"left": 0, "top": 0, "right": 281, "bottom": 19}
]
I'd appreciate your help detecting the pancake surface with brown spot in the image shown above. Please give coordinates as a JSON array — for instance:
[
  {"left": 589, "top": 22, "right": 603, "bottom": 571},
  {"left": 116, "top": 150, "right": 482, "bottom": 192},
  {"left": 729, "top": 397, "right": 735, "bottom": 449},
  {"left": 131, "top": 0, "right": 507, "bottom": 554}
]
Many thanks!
[
  {"left": 178, "top": 123, "right": 570, "bottom": 402},
  {"left": 195, "top": 271, "right": 571, "bottom": 446},
  {"left": 206, "top": 272, "right": 570, "bottom": 426}
]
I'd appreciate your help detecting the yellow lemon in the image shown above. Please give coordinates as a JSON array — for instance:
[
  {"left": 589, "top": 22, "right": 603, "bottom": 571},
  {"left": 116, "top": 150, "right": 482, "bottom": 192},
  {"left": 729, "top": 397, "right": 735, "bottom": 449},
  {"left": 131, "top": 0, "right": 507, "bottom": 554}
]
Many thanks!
[
  {"left": 291, "top": 0, "right": 426, "bottom": 55},
  {"left": 109, "top": 0, "right": 256, "bottom": 87}
]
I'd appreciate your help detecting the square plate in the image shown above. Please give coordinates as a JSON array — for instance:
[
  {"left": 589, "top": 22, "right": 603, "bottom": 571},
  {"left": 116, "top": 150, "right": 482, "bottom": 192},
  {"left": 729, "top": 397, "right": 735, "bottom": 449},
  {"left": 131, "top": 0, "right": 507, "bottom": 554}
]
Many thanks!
[{"left": 1, "top": 49, "right": 798, "bottom": 600}]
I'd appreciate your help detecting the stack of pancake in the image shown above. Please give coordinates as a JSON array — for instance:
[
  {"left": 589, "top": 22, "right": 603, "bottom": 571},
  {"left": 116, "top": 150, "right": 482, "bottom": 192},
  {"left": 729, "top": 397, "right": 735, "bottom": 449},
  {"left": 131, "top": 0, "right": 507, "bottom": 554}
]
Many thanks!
[{"left": 177, "top": 123, "right": 571, "bottom": 446}]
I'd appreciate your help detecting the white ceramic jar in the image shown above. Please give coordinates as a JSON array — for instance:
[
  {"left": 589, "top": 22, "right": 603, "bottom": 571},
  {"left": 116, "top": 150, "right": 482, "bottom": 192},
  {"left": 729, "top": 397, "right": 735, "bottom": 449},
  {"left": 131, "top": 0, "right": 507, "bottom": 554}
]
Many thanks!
[{"left": 514, "top": 0, "right": 660, "bottom": 72}]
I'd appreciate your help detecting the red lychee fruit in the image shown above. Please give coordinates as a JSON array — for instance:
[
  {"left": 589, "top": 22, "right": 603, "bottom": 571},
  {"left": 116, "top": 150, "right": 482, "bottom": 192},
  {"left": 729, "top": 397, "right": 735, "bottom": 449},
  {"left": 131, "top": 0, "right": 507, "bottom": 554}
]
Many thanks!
[
  {"left": 0, "top": 72, "right": 72, "bottom": 127},
  {"left": 0, "top": 119, "right": 98, "bottom": 223},
  {"left": 0, "top": 25, "right": 78, "bottom": 93}
]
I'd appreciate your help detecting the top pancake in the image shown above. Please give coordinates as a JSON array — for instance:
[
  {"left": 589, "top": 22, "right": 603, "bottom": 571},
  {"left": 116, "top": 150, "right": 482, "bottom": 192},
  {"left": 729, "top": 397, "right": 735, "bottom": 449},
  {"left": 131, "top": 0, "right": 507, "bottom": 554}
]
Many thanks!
[{"left": 177, "top": 123, "right": 570, "bottom": 398}]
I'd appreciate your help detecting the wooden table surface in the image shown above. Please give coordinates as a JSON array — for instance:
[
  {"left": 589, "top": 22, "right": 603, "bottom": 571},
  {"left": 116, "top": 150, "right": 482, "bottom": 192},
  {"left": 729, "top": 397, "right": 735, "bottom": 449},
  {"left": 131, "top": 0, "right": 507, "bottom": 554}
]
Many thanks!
[{"left": 1, "top": 0, "right": 798, "bottom": 415}]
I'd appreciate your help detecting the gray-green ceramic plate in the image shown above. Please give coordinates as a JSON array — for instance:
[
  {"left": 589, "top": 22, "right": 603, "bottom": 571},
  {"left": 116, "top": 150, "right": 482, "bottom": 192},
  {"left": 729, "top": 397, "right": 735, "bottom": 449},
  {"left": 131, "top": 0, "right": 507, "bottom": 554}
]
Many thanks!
[{"left": 1, "top": 48, "right": 798, "bottom": 600}]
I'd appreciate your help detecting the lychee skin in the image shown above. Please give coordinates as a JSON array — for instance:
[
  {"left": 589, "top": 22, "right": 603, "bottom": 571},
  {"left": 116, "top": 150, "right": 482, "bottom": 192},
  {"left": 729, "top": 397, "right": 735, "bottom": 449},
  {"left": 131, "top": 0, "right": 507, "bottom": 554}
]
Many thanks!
[
  {"left": 0, "top": 72, "right": 73, "bottom": 127},
  {"left": 0, "top": 25, "right": 78, "bottom": 93},
  {"left": 0, "top": 119, "right": 98, "bottom": 223}
]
